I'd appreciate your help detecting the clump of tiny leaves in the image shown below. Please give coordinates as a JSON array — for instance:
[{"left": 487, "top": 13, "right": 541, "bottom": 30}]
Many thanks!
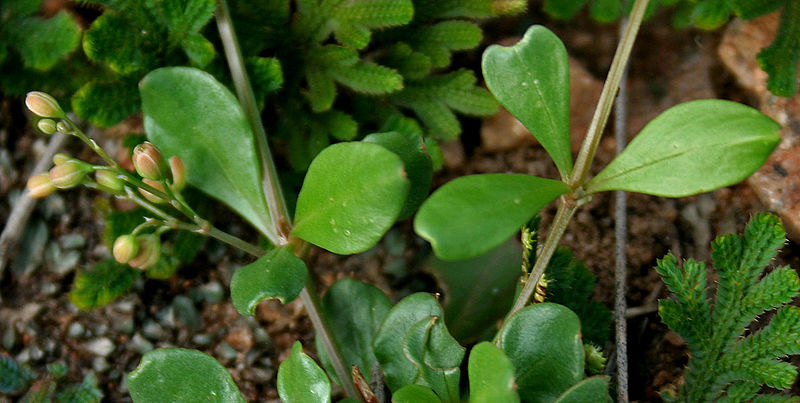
[
  {"left": 20, "top": 0, "right": 795, "bottom": 401},
  {"left": 69, "top": 0, "right": 526, "bottom": 170},
  {"left": 657, "top": 213, "right": 800, "bottom": 402},
  {"left": 541, "top": 0, "right": 800, "bottom": 97},
  {"left": 0, "top": 355, "right": 103, "bottom": 402}
]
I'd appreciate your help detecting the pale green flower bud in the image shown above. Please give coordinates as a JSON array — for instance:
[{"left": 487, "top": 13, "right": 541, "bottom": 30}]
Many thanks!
[
  {"left": 169, "top": 156, "right": 186, "bottom": 191},
  {"left": 25, "top": 91, "right": 65, "bottom": 119},
  {"left": 26, "top": 173, "right": 57, "bottom": 198},
  {"left": 56, "top": 121, "right": 71, "bottom": 134},
  {"left": 53, "top": 153, "right": 73, "bottom": 165},
  {"left": 132, "top": 142, "right": 168, "bottom": 180},
  {"left": 95, "top": 170, "right": 125, "bottom": 195},
  {"left": 128, "top": 235, "right": 161, "bottom": 270},
  {"left": 49, "top": 160, "right": 92, "bottom": 189},
  {"left": 113, "top": 235, "right": 139, "bottom": 264},
  {"left": 139, "top": 179, "right": 167, "bottom": 204},
  {"left": 37, "top": 119, "right": 57, "bottom": 135}
]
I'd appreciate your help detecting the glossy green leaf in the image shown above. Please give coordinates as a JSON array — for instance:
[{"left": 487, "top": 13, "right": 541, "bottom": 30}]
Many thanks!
[
  {"left": 468, "top": 342, "right": 520, "bottom": 403},
  {"left": 278, "top": 341, "right": 331, "bottom": 403},
  {"left": 316, "top": 278, "right": 392, "bottom": 384},
  {"left": 363, "top": 131, "right": 433, "bottom": 219},
  {"left": 230, "top": 245, "right": 308, "bottom": 316},
  {"left": 587, "top": 100, "right": 780, "bottom": 197},
  {"left": 554, "top": 376, "right": 610, "bottom": 403},
  {"left": 128, "top": 348, "right": 245, "bottom": 403},
  {"left": 415, "top": 174, "right": 569, "bottom": 260},
  {"left": 498, "top": 303, "right": 585, "bottom": 403},
  {"left": 293, "top": 142, "right": 410, "bottom": 254},
  {"left": 482, "top": 25, "right": 572, "bottom": 179},
  {"left": 403, "top": 316, "right": 465, "bottom": 402},
  {"left": 374, "top": 293, "right": 445, "bottom": 392},
  {"left": 140, "top": 67, "right": 276, "bottom": 240},
  {"left": 425, "top": 238, "right": 521, "bottom": 344},
  {"left": 392, "top": 385, "right": 442, "bottom": 403}
]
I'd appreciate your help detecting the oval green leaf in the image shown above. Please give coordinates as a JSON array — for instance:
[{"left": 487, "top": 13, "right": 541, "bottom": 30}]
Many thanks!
[
  {"left": 402, "top": 316, "right": 465, "bottom": 403},
  {"left": 586, "top": 99, "right": 781, "bottom": 197},
  {"left": 316, "top": 278, "right": 392, "bottom": 385},
  {"left": 278, "top": 341, "right": 331, "bottom": 403},
  {"left": 128, "top": 348, "right": 245, "bottom": 403},
  {"left": 140, "top": 67, "right": 276, "bottom": 241},
  {"left": 392, "top": 385, "right": 442, "bottom": 403},
  {"left": 482, "top": 25, "right": 572, "bottom": 179},
  {"left": 293, "top": 142, "right": 410, "bottom": 255},
  {"left": 414, "top": 174, "right": 569, "bottom": 260},
  {"left": 230, "top": 245, "right": 309, "bottom": 316},
  {"left": 498, "top": 303, "right": 584, "bottom": 403},
  {"left": 374, "top": 293, "right": 445, "bottom": 392},
  {"left": 554, "top": 376, "right": 610, "bottom": 403},
  {"left": 468, "top": 342, "right": 520, "bottom": 403},
  {"left": 363, "top": 131, "right": 433, "bottom": 219}
]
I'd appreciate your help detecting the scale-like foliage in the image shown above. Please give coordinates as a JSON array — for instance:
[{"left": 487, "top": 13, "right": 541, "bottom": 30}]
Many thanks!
[
  {"left": 0, "top": 354, "right": 33, "bottom": 394},
  {"left": 69, "top": 259, "right": 138, "bottom": 310},
  {"left": 542, "top": 0, "right": 800, "bottom": 97},
  {"left": 657, "top": 213, "right": 800, "bottom": 402},
  {"left": 391, "top": 70, "right": 498, "bottom": 139}
]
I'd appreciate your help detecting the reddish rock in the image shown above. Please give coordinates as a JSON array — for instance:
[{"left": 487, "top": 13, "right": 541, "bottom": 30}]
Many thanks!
[{"left": 719, "top": 14, "right": 800, "bottom": 241}]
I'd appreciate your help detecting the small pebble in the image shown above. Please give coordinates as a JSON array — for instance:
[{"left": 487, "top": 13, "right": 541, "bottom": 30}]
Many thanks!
[
  {"left": 193, "top": 281, "right": 225, "bottom": 304},
  {"left": 172, "top": 296, "right": 202, "bottom": 330},
  {"left": 192, "top": 334, "right": 213, "bottom": 346},
  {"left": 112, "top": 316, "right": 135, "bottom": 335},
  {"left": 142, "top": 320, "right": 164, "bottom": 340},
  {"left": 156, "top": 306, "right": 176, "bottom": 329},
  {"left": 29, "top": 345, "right": 44, "bottom": 361},
  {"left": 115, "top": 300, "right": 135, "bottom": 314},
  {"left": 2, "top": 327, "right": 15, "bottom": 349},
  {"left": 59, "top": 233, "right": 86, "bottom": 249},
  {"left": 85, "top": 337, "right": 115, "bottom": 357},
  {"left": 214, "top": 341, "right": 239, "bottom": 361},
  {"left": 67, "top": 322, "right": 85, "bottom": 338},
  {"left": 130, "top": 333, "right": 154, "bottom": 354},
  {"left": 92, "top": 357, "right": 110, "bottom": 373}
]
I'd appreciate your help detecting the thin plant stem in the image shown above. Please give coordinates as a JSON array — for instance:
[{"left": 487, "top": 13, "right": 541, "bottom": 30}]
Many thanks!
[
  {"left": 215, "top": 2, "right": 359, "bottom": 399},
  {"left": 215, "top": 0, "right": 291, "bottom": 244},
  {"left": 569, "top": 0, "right": 650, "bottom": 188},
  {"left": 497, "top": 0, "right": 650, "bottom": 342},
  {"left": 614, "top": 10, "right": 631, "bottom": 402}
]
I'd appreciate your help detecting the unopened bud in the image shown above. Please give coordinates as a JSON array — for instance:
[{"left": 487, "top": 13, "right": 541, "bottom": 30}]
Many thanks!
[
  {"left": 25, "top": 92, "right": 65, "bottom": 119},
  {"left": 53, "top": 153, "right": 73, "bottom": 166},
  {"left": 113, "top": 235, "right": 139, "bottom": 264},
  {"left": 26, "top": 173, "right": 57, "bottom": 198},
  {"left": 168, "top": 156, "right": 186, "bottom": 191},
  {"left": 37, "top": 119, "right": 57, "bottom": 135},
  {"left": 132, "top": 142, "right": 168, "bottom": 180},
  {"left": 49, "top": 160, "right": 91, "bottom": 189},
  {"left": 139, "top": 179, "right": 166, "bottom": 204},
  {"left": 56, "top": 121, "right": 71, "bottom": 134},
  {"left": 128, "top": 235, "right": 161, "bottom": 270},
  {"left": 95, "top": 170, "right": 125, "bottom": 195}
]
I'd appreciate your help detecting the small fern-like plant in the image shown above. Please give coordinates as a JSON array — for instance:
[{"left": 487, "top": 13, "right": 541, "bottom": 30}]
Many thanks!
[{"left": 657, "top": 212, "right": 800, "bottom": 402}]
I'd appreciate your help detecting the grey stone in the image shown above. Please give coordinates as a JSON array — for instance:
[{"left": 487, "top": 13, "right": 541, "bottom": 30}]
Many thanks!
[{"left": 85, "top": 337, "right": 115, "bottom": 357}]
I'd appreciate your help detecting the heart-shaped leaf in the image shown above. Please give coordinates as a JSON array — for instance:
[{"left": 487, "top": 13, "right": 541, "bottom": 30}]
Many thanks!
[
  {"left": 293, "top": 142, "right": 410, "bottom": 254},
  {"left": 482, "top": 25, "right": 572, "bottom": 179},
  {"left": 468, "top": 342, "right": 520, "bottom": 403},
  {"left": 402, "top": 316, "right": 465, "bottom": 403},
  {"left": 498, "top": 303, "right": 584, "bottom": 403},
  {"left": 127, "top": 348, "right": 245, "bottom": 403},
  {"left": 316, "top": 278, "right": 392, "bottom": 385},
  {"left": 414, "top": 174, "right": 569, "bottom": 260},
  {"left": 374, "top": 293, "right": 445, "bottom": 392},
  {"left": 586, "top": 100, "right": 780, "bottom": 197},
  {"left": 554, "top": 376, "right": 610, "bottom": 403},
  {"left": 140, "top": 67, "right": 276, "bottom": 241},
  {"left": 392, "top": 385, "right": 442, "bottom": 403},
  {"left": 230, "top": 245, "right": 308, "bottom": 316},
  {"left": 278, "top": 341, "right": 331, "bottom": 403},
  {"left": 363, "top": 131, "right": 433, "bottom": 219}
]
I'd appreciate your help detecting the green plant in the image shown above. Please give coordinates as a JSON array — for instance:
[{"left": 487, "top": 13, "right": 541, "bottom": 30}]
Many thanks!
[
  {"left": 0, "top": 355, "right": 103, "bottom": 402},
  {"left": 657, "top": 213, "right": 800, "bottom": 401},
  {"left": 541, "top": 0, "right": 800, "bottom": 97},
  {"left": 18, "top": 0, "right": 794, "bottom": 401}
]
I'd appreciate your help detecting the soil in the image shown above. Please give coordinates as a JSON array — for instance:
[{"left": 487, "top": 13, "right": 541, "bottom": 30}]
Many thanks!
[{"left": 2, "top": 2, "right": 799, "bottom": 403}]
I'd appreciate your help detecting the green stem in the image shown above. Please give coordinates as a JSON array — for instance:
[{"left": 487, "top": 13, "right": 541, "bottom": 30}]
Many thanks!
[
  {"left": 568, "top": 0, "right": 650, "bottom": 188},
  {"left": 215, "top": 0, "right": 292, "bottom": 244},
  {"left": 215, "top": 2, "right": 359, "bottom": 399},
  {"left": 64, "top": 119, "right": 120, "bottom": 170}
]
